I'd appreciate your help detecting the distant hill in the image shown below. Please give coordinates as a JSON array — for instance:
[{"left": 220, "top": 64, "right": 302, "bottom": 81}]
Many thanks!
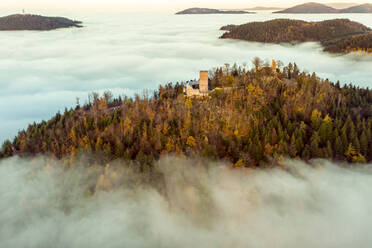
[
  {"left": 275, "top": 2, "right": 339, "bottom": 13},
  {"left": 0, "top": 14, "right": 82, "bottom": 31},
  {"left": 340, "top": 3, "right": 372, "bottom": 13},
  {"left": 327, "top": 2, "right": 359, "bottom": 9},
  {"left": 176, "top": 8, "right": 253, "bottom": 15},
  {"left": 220, "top": 18, "right": 372, "bottom": 53},
  {"left": 276, "top": 2, "right": 372, "bottom": 13}
]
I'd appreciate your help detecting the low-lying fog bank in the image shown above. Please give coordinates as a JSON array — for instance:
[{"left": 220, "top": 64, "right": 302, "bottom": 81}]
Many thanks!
[{"left": 0, "top": 156, "right": 371, "bottom": 248}]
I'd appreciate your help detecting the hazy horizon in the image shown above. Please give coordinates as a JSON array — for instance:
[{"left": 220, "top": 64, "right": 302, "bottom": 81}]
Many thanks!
[{"left": 0, "top": 0, "right": 369, "bottom": 12}]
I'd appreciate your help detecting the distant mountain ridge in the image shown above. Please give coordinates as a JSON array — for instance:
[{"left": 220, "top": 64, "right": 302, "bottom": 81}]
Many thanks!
[
  {"left": 0, "top": 14, "right": 82, "bottom": 31},
  {"left": 276, "top": 2, "right": 339, "bottom": 13},
  {"left": 275, "top": 2, "right": 372, "bottom": 13},
  {"left": 341, "top": 3, "right": 372, "bottom": 13},
  {"left": 176, "top": 8, "right": 253, "bottom": 15},
  {"left": 327, "top": 2, "right": 359, "bottom": 9}
]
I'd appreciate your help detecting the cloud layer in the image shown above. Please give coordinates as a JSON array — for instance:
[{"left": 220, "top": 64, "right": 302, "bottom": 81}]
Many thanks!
[
  {"left": 0, "top": 156, "right": 372, "bottom": 248},
  {"left": 0, "top": 11, "right": 372, "bottom": 143}
]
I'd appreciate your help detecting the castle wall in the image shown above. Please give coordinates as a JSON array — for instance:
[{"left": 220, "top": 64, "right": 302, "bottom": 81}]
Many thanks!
[
  {"left": 186, "top": 86, "right": 208, "bottom": 97},
  {"left": 184, "top": 71, "right": 209, "bottom": 97}
]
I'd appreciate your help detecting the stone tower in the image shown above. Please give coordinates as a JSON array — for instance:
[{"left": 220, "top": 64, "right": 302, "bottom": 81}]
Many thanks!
[
  {"left": 199, "top": 71, "right": 209, "bottom": 93},
  {"left": 271, "top": 59, "right": 277, "bottom": 72}
]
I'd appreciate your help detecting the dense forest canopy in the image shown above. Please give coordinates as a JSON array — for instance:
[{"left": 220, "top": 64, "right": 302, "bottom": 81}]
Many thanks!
[
  {"left": 220, "top": 19, "right": 372, "bottom": 54},
  {"left": 1, "top": 60, "right": 371, "bottom": 169},
  {"left": 322, "top": 32, "right": 372, "bottom": 53}
]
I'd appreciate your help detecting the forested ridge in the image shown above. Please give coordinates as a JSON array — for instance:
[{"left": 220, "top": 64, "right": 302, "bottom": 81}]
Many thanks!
[
  {"left": 322, "top": 32, "right": 372, "bottom": 53},
  {"left": 1, "top": 60, "right": 371, "bottom": 168},
  {"left": 220, "top": 19, "right": 372, "bottom": 54}
]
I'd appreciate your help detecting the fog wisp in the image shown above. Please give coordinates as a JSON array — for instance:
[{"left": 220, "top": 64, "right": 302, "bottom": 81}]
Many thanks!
[{"left": 0, "top": 156, "right": 372, "bottom": 248}]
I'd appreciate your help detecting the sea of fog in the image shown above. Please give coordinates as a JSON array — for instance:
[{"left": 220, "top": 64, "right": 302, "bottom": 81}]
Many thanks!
[
  {"left": 0, "top": 10, "right": 372, "bottom": 143},
  {"left": 1, "top": 156, "right": 372, "bottom": 248}
]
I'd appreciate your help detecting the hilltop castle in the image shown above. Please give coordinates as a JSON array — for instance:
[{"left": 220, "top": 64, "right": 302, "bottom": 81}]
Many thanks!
[{"left": 184, "top": 71, "right": 210, "bottom": 97}]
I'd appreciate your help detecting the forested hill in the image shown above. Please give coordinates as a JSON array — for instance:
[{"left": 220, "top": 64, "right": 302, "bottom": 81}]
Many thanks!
[
  {"left": 220, "top": 19, "right": 372, "bottom": 54},
  {"left": 1, "top": 60, "right": 371, "bottom": 167},
  {"left": 0, "top": 14, "right": 82, "bottom": 31}
]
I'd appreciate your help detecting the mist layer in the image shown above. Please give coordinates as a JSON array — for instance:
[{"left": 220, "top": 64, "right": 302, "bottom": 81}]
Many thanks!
[{"left": 0, "top": 156, "right": 371, "bottom": 248}]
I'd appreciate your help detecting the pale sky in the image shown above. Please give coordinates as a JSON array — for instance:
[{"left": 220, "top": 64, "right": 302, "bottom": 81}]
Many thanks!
[{"left": 2, "top": 0, "right": 368, "bottom": 12}]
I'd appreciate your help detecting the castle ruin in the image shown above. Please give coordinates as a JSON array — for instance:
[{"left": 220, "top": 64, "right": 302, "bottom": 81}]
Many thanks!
[{"left": 184, "top": 71, "right": 209, "bottom": 97}]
